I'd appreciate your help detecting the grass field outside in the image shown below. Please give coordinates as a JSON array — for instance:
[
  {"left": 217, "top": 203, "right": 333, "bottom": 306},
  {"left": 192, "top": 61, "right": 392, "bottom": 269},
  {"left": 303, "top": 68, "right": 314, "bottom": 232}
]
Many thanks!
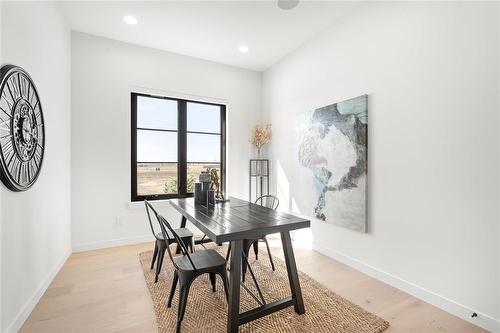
[{"left": 137, "top": 162, "right": 220, "bottom": 195}]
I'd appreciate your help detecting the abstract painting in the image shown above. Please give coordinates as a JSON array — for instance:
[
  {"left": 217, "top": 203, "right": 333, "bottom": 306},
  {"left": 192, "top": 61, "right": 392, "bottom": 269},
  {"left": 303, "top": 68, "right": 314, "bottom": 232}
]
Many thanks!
[{"left": 297, "top": 95, "right": 368, "bottom": 232}]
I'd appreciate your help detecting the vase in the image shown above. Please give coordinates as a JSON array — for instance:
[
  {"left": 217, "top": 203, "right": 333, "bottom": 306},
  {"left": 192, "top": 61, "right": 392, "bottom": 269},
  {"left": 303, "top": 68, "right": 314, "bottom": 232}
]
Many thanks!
[{"left": 257, "top": 148, "right": 261, "bottom": 159}]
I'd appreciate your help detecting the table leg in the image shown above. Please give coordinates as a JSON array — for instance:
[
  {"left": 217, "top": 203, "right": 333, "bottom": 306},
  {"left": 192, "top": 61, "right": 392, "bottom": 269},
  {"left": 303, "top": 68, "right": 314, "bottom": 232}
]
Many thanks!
[
  {"left": 228, "top": 240, "right": 242, "bottom": 333},
  {"left": 176, "top": 216, "right": 187, "bottom": 254},
  {"left": 280, "top": 231, "right": 305, "bottom": 314}
]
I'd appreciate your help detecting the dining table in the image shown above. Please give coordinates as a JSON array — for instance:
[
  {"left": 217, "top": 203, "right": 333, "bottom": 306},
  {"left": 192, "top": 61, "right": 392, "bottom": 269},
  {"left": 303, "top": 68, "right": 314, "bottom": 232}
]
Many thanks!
[{"left": 169, "top": 196, "right": 311, "bottom": 333}]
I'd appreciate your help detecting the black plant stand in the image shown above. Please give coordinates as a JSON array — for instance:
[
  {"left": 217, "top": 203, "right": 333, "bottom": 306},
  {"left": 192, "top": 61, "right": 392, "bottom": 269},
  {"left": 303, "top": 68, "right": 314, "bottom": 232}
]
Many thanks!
[{"left": 249, "top": 159, "right": 269, "bottom": 203}]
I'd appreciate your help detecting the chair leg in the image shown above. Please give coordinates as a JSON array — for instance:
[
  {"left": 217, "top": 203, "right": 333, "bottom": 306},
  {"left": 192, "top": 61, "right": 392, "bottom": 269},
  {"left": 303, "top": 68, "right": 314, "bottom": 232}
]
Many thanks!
[
  {"left": 168, "top": 270, "right": 179, "bottom": 308},
  {"left": 155, "top": 245, "right": 166, "bottom": 283},
  {"left": 219, "top": 268, "right": 229, "bottom": 302},
  {"left": 151, "top": 241, "right": 158, "bottom": 270},
  {"left": 242, "top": 240, "right": 253, "bottom": 283},
  {"left": 179, "top": 237, "right": 194, "bottom": 254},
  {"left": 209, "top": 272, "right": 216, "bottom": 292},
  {"left": 263, "top": 237, "right": 275, "bottom": 271},
  {"left": 253, "top": 241, "right": 259, "bottom": 260},
  {"left": 225, "top": 243, "right": 231, "bottom": 263},
  {"left": 176, "top": 282, "right": 192, "bottom": 333}
]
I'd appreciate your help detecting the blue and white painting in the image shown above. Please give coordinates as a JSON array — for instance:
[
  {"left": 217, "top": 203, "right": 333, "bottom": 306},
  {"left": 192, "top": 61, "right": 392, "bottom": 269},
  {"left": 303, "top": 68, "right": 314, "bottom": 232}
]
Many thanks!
[{"left": 297, "top": 95, "right": 368, "bottom": 232}]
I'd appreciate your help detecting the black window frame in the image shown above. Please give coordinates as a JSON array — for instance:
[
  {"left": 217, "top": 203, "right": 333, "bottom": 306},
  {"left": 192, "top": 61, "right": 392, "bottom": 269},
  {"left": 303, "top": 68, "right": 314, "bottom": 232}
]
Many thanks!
[{"left": 131, "top": 92, "right": 226, "bottom": 202}]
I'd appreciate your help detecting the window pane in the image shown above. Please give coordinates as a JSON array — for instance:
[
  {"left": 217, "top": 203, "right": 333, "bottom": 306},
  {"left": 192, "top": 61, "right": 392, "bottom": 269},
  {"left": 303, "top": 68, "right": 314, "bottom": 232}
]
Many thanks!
[
  {"left": 187, "top": 133, "right": 220, "bottom": 162},
  {"left": 187, "top": 102, "right": 220, "bottom": 133},
  {"left": 137, "top": 130, "right": 177, "bottom": 162},
  {"left": 187, "top": 163, "right": 221, "bottom": 193},
  {"left": 137, "top": 96, "right": 177, "bottom": 130},
  {"left": 137, "top": 163, "right": 177, "bottom": 195}
]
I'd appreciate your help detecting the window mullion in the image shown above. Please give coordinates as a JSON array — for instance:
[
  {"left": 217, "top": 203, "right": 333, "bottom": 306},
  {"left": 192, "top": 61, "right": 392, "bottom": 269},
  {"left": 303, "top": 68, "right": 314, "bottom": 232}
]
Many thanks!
[{"left": 178, "top": 101, "right": 187, "bottom": 196}]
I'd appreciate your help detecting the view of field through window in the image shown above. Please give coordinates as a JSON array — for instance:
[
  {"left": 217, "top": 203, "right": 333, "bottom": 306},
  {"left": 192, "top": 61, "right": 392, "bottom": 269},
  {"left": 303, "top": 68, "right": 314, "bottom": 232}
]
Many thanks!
[{"left": 137, "top": 162, "right": 220, "bottom": 195}]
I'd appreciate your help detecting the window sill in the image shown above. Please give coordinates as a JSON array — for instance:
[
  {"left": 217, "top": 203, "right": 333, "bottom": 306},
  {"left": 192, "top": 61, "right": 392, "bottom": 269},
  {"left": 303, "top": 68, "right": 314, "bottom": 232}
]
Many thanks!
[{"left": 128, "top": 199, "right": 172, "bottom": 210}]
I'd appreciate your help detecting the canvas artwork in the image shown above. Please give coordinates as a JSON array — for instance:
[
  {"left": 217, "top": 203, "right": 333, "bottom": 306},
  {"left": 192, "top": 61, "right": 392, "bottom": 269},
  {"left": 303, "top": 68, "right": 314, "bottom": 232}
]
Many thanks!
[{"left": 297, "top": 95, "right": 368, "bottom": 232}]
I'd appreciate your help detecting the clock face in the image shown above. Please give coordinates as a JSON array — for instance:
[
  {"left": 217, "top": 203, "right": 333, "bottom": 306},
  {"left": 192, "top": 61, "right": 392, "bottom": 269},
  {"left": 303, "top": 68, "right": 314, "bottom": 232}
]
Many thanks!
[{"left": 0, "top": 65, "right": 45, "bottom": 191}]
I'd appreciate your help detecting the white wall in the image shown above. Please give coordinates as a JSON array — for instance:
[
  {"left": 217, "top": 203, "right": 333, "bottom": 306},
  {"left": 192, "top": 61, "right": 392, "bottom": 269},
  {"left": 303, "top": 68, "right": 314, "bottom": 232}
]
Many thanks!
[
  {"left": 71, "top": 32, "right": 262, "bottom": 250},
  {"left": 497, "top": 3, "right": 500, "bottom": 324},
  {"left": 1, "top": 2, "right": 71, "bottom": 332},
  {"left": 262, "top": 2, "right": 499, "bottom": 332}
]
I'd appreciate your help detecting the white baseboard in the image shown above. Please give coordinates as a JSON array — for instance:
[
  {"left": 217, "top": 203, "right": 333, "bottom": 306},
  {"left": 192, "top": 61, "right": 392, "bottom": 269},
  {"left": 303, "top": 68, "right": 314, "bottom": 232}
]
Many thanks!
[
  {"left": 5, "top": 248, "right": 71, "bottom": 333},
  {"left": 72, "top": 235, "right": 152, "bottom": 252},
  {"left": 313, "top": 243, "right": 500, "bottom": 333}
]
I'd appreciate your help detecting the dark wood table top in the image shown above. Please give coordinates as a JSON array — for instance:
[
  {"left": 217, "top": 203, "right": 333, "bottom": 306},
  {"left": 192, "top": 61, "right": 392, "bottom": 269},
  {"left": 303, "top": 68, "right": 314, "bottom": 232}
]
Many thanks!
[{"left": 169, "top": 197, "right": 310, "bottom": 243}]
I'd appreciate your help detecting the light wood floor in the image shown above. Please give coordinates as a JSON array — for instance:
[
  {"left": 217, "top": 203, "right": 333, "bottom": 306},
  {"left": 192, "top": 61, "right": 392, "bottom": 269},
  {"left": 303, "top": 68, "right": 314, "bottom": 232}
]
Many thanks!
[{"left": 21, "top": 242, "right": 487, "bottom": 333}]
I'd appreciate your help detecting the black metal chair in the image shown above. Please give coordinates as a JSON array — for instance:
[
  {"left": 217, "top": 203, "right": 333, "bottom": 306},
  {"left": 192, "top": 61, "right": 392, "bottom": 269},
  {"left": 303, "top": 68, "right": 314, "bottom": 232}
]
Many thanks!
[
  {"left": 145, "top": 200, "right": 194, "bottom": 283},
  {"left": 252, "top": 195, "right": 279, "bottom": 268},
  {"left": 255, "top": 194, "right": 280, "bottom": 210},
  {"left": 145, "top": 200, "right": 229, "bottom": 333},
  {"left": 225, "top": 195, "right": 279, "bottom": 282}
]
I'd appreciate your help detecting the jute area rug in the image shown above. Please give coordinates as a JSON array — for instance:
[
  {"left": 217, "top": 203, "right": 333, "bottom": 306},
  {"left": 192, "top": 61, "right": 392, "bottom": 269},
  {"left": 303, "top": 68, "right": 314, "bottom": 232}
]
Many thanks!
[{"left": 139, "top": 244, "right": 389, "bottom": 333}]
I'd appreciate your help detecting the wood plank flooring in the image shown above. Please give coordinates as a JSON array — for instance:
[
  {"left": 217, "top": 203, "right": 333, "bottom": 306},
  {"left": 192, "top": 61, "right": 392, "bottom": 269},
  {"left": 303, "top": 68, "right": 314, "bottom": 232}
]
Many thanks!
[{"left": 21, "top": 242, "right": 487, "bottom": 333}]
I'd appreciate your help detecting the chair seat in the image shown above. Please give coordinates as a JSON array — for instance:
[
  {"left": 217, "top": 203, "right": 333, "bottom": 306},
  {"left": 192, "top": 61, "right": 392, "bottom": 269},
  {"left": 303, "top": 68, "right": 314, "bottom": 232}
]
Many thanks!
[
  {"left": 156, "top": 228, "right": 193, "bottom": 241},
  {"left": 175, "top": 249, "right": 226, "bottom": 271}
]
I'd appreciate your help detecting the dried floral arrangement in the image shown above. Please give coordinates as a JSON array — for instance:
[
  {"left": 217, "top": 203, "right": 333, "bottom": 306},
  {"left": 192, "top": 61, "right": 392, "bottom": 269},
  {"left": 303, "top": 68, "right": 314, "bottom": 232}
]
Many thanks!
[{"left": 250, "top": 124, "right": 272, "bottom": 157}]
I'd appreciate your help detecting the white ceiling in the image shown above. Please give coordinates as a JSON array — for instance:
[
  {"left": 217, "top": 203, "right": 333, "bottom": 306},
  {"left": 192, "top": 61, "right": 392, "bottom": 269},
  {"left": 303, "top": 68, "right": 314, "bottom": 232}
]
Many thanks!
[{"left": 60, "top": 1, "right": 359, "bottom": 71}]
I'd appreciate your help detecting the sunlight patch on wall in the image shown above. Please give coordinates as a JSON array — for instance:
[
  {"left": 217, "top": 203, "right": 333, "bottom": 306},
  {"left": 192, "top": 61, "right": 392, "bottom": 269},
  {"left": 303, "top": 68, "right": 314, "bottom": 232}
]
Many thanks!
[
  {"left": 276, "top": 159, "right": 290, "bottom": 211},
  {"left": 291, "top": 197, "right": 301, "bottom": 215},
  {"left": 272, "top": 159, "right": 313, "bottom": 249}
]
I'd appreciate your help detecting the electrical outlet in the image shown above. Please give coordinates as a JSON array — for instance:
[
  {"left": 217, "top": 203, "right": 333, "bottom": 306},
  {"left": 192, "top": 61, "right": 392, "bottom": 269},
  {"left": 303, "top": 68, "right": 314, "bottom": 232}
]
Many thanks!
[{"left": 115, "top": 217, "right": 123, "bottom": 226}]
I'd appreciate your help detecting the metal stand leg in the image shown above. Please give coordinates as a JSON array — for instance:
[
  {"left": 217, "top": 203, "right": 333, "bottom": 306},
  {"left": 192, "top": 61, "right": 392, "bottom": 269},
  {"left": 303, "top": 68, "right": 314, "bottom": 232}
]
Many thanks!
[
  {"left": 227, "top": 240, "right": 242, "bottom": 333},
  {"left": 280, "top": 231, "right": 305, "bottom": 314}
]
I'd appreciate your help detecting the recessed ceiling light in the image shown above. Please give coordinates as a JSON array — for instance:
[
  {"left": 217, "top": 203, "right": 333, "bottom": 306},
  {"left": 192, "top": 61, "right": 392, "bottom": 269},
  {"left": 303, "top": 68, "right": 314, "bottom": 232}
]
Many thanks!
[
  {"left": 238, "top": 45, "right": 249, "bottom": 53},
  {"left": 123, "top": 15, "right": 138, "bottom": 25},
  {"left": 278, "top": 0, "right": 299, "bottom": 10}
]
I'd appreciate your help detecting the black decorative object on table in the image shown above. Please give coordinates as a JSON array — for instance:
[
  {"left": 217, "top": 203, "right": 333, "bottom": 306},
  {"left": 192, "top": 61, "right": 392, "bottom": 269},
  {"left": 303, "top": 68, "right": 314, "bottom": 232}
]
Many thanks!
[
  {"left": 145, "top": 200, "right": 194, "bottom": 283},
  {"left": 207, "top": 189, "right": 215, "bottom": 205},
  {"left": 170, "top": 197, "right": 310, "bottom": 333},
  {"left": 0, "top": 65, "right": 45, "bottom": 191},
  {"left": 194, "top": 167, "right": 226, "bottom": 206},
  {"left": 194, "top": 183, "right": 203, "bottom": 204},
  {"left": 146, "top": 200, "right": 229, "bottom": 333}
]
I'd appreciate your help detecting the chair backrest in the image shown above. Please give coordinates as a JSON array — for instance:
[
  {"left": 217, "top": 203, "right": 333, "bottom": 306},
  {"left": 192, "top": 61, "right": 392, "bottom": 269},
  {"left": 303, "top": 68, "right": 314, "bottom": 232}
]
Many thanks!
[
  {"left": 255, "top": 195, "right": 279, "bottom": 210},
  {"left": 144, "top": 200, "right": 196, "bottom": 270},
  {"left": 144, "top": 199, "right": 163, "bottom": 241}
]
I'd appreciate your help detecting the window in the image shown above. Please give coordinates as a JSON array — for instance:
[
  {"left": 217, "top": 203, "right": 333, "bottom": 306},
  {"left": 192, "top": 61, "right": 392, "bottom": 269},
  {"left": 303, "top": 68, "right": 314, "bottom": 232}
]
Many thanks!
[{"left": 131, "top": 93, "right": 226, "bottom": 201}]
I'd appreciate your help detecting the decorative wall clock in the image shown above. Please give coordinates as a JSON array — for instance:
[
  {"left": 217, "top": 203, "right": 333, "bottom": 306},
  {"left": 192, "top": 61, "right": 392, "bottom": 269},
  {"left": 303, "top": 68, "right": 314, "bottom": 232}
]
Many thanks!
[{"left": 0, "top": 65, "right": 45, "bottom": 191}]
